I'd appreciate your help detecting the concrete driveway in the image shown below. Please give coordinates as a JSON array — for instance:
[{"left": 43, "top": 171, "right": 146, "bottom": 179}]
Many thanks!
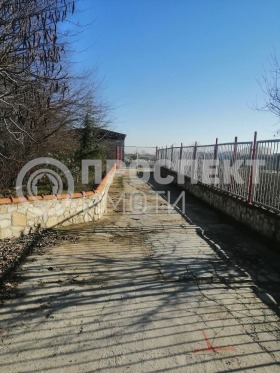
[{"left": 0, "top": 170, "right": 279, "bottom": 372}]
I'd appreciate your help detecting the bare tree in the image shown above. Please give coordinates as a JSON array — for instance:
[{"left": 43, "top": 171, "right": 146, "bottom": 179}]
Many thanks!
[
  {"left": 0, "top": 0, "right": 113, "bottom": 194},
  {"left": 0, "top": 0, "right": 76, "bottom": 142},
  {"left": 258, "top": 53, "right": 280, "bottom": 135}
]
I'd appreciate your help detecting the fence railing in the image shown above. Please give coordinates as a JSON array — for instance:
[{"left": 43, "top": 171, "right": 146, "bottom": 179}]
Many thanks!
[
  {"left": 124, "top": 146, "right": 157, "bottom": 168},
  {"left": 156, "top": 132, "right": 280, "bottom": 213}
]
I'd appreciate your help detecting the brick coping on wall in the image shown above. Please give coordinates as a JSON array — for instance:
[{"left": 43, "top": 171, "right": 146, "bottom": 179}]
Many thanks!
[{"left": 0, "top": 164, "right": 117, "bottom": 206}]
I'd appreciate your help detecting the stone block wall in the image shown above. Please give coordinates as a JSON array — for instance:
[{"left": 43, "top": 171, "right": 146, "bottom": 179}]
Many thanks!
[
  {"left": 161, "top": 167, "right": 280, "bottom": 244},
  {"left": 0, "top": 165, "right": 116, "bottom": 240}
]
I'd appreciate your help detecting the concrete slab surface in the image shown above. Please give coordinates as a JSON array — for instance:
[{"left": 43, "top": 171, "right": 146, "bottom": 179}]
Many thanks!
[{"left": 0, "top": 171, "right": 279, "bottom": 372}]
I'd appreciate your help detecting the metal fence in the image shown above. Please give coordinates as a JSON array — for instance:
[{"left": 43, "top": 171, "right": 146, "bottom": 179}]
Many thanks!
[
  {"left": 157, "top": 133, "right": 280, "bottom": 213},
  {"left": 124, "top": 146, "right": 157, "bottom": 168}
]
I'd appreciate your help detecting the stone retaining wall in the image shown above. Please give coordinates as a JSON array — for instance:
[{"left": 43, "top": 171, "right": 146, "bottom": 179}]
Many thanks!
[
  {"left": 161, "top": 167, "right": 280, "bottom": 244},
  {"left": 0, "top": 165, "right": 116, "bottom": 240}
]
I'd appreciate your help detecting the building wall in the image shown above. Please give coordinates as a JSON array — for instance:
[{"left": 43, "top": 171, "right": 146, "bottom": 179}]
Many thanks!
[{"left": 103, "top": 139, "right": 125, "bottom": 160}]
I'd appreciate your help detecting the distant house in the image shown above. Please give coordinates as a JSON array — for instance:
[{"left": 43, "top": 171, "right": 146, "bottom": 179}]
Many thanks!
[
  {"left": 74, "top": 127, "right": 126, "bottom": 161},
  {"left": 96, "top": 129, "right": 126, "bottom": 161}
]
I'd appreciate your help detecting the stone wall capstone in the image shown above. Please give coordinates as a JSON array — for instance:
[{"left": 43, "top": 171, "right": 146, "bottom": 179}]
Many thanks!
[{"left": 0, "top": 165, "right": 116, "bottom": 240}]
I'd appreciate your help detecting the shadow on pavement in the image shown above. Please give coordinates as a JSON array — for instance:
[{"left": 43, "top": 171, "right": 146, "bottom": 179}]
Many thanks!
[{"left": 144, "top": 170, "right": 280, "bottom": 316}]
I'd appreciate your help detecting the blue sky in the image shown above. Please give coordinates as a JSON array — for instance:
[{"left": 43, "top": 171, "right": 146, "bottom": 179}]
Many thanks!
[{"left": 71, "top": 0, "right": 280, "bottom": 146}]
